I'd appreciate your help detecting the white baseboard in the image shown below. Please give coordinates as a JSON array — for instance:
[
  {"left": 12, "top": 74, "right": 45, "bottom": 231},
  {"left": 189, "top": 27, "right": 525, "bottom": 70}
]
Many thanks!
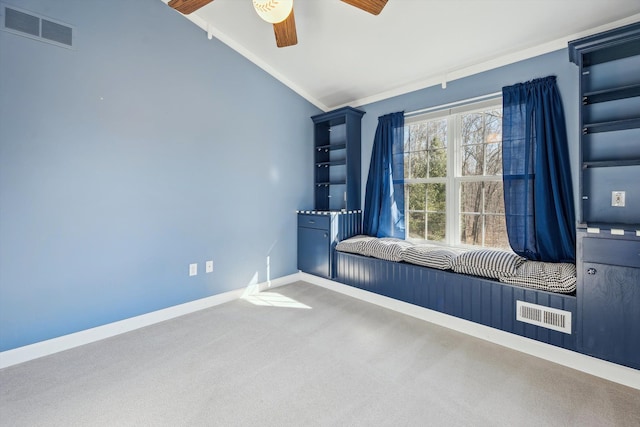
[
  {"left": 0, "top": 273, "right": 296, "bottom": 369},
  {"left": 4, "top": 272, "right": 639, "bottom": 391},
  {"left": 299, "top": 272, "right": 640, "bottom": 391}
]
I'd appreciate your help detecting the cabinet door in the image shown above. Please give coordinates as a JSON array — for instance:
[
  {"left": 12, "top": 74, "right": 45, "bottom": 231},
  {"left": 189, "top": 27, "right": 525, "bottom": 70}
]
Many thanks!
[
  {"left": 298, "top": 226, "right": 330, "bottom": 278},
  {"left": 581, "top": 262, "right": 640, "bottom": 369}
]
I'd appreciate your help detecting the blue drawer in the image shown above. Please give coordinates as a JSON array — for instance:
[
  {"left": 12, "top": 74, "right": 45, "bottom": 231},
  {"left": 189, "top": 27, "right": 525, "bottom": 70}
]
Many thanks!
[
  {"left": 582, "top": 237, "right": 640, "bottom": 268},
  {"left": 298, "top": 213, "right": 331, "bottom": 230}
]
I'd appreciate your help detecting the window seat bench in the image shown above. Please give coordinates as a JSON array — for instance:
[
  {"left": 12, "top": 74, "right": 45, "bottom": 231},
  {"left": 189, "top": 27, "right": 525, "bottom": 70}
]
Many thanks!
[{"left": 334, "top": 236, "right": 577, "bottom": 351}]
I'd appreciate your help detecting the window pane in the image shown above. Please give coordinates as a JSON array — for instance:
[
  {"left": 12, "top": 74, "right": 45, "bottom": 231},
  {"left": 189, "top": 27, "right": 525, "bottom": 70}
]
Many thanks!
[
  {"left": 461, "top": 143, "right": 484, "bottom": 176},
  {"left": 427, "top": 213, "right": 446, "bottom": 241},
  {"left": 428, "top": 119, "right": 447, "bottom": 149},
  {"left": 460, "top": 182, "right": 482, "bottom": 214},
  {"left": 409, "top": 123, "right": 428, "bottom": 152},
  {"left": 485, "top": 142, "right": 502, "bottom": 175},
  {"left": 404, "top": 152, "right": 410, "bottom": 178},
  {"left": 406, "top": 183, "right": 426, "bottom": 211},
  {"left": 408, "top": 212, "right": 426, "bottom": 239},
  {"left": 485, "top": 181, "right": 504, "bottom": 214},
  {"left": 428, "top": 148, "right": 447, "bottom": 177},
  {"left": 485, "top": 109, "right": 502, "bottom": 144},
  {"left": 409, "top": 151, "right": 428, "bottom": 179},
  {"left": 426, "top": 183, "right": 446, "bottom": 212},
  {"left": 460, "top": 213, "right": 482, "bottom": 245},
  {"left": 462, "top": 113, "right": 484, "bottom": 145},
  {"left": 459, "top": 181, "right": 507, "bottom": 247}
]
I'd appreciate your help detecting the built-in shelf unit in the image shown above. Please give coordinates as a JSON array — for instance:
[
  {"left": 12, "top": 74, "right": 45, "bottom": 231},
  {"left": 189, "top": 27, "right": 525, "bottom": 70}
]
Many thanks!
[{"left": 569, "top": 22, "right": 640, "bottom": 371}]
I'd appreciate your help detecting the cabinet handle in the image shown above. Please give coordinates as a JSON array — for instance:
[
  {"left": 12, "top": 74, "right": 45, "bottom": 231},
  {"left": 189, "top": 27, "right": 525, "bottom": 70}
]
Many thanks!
[
  {"left": 586, "top": 268, "right": 597, "bottom": 275},
  {"left": 324, "top": 233, "right": 328, "bottom": 238},
  {"left": 308, "top": 220, "right": 315, "bottom": 224}
]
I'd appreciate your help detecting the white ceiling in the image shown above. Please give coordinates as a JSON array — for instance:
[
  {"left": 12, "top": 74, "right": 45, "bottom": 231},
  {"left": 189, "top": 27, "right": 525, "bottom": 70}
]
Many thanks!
[{"left": 162, "top": 0, "right": 640, "bottom": 111}]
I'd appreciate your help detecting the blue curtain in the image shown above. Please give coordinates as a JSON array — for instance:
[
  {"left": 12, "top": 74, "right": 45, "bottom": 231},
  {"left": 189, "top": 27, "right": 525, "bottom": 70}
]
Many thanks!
[
  {"left": 502, "top": 76, "right": 575, "bottom": 262},
  {"left": 363, "top": 112, "right": 405, "bottom": 238}
]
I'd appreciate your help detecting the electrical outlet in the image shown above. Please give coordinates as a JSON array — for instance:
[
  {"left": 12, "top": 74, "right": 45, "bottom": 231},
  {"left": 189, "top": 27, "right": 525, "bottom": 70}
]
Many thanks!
[
  {"left": 189, "top": 263, "right": 198, "bottom": 276},
  {"left": 611, "top": 191, "right": 626, "bottom": 207},
  {"left": 206, "top": 260, "right": 213, "bottom": 273}
]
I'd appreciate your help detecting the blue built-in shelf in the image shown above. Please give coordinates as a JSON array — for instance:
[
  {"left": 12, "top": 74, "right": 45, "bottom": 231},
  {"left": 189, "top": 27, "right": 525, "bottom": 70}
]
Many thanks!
[
  {"left": 569, "top": 22, "right": 640, "bottom": 371},
  {"left": 311, "top": 107, "right": 364, "bottom": 212},
  {"left": 570, "top": 21, "right": 640, "bottom": 230}
]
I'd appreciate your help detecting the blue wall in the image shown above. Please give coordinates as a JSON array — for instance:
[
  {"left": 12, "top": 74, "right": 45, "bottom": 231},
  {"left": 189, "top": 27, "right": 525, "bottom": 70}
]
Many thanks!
[
  {"left": 357, "top": 49, "right": 580, "bottom": 216},
  {"left": 0, "top": 0, "right": 320, "bottom": 351}
]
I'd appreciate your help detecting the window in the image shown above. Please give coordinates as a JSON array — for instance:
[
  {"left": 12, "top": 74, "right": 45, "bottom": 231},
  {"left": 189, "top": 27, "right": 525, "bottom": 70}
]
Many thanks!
[{"left": 404, "top": 99, "right": 508, "bottom": 249}]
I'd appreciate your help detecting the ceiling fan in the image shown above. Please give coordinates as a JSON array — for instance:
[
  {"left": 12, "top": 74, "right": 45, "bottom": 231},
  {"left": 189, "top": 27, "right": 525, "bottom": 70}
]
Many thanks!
[{"left": 167, "top": 0, "right": 388, "bottom": 48}]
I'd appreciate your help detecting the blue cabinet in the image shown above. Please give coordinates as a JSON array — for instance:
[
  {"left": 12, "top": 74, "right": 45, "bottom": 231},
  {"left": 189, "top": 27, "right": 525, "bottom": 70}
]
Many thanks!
[
  {"left": 297, "top": 211, "right": 362, "bottom": 279},
  {"left": 297, "top": 214, "right": 331, "bottom": 278},
  {"left": 577, "top": 232, "right": 640, "bottom": 369}
]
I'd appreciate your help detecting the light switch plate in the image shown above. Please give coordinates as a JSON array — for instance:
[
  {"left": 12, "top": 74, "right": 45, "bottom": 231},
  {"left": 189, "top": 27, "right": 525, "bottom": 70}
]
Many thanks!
[
  {"left": 189, "top": 263, "right": 197, "bottom": 276},
  {"left": 611, "top": 191, "right": 625, "bottom": 207},
  {"left": 206, "top": 260, "right": 213, "bottom": 273}
]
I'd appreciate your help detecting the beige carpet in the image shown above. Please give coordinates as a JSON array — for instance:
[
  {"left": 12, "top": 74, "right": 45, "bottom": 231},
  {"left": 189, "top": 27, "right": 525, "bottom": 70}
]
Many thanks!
[{"left": 1, "top": 281, "right": 639, "bottom": 426}]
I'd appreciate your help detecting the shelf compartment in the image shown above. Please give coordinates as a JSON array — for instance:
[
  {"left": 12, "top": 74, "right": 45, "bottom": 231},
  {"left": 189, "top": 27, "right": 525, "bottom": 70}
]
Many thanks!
[
  {"left": 583, "top": 83, "right": 640, "bottom": 104},
  {"left": 582, "top": 128, "right": 640, "bottom": 162},
  {"left": 316, "top": 160, "right": 346, "bottom": 167},
  {"left": 583, "top": 159, "right": 640, "bottom": 168},
  {"left": 581, "top": 165, "right": 640, "bottom": 226},
  {"left": 316, "top": 143, "right": 346, "bottom": 151},
  {"left": 583, "top": 117, "right": 640, "bottom": 134}
]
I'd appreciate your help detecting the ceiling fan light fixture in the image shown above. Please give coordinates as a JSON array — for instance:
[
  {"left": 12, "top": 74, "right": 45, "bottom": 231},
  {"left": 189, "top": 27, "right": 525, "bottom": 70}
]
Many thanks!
[{"left": 252, "top": 0, "right": 293, "bottom": 24}]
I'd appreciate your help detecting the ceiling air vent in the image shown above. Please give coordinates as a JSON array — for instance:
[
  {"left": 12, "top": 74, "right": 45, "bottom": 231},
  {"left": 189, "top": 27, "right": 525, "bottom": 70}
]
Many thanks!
[
  {"left": 516, "top": 300, "right": 572, "bottom": 334},
  {"left": 2, "top": 4, "right": 73, "bottom": 48}
]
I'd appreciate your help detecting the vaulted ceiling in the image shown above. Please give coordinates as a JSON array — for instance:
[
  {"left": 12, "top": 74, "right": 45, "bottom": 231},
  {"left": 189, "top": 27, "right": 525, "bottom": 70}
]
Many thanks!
[{"left": 161, "top": 0, "right": 640, "bottom": 111}]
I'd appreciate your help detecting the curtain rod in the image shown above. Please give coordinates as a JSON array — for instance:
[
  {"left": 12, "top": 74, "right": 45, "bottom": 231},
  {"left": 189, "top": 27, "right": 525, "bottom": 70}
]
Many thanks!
[{"left": 405, "top": 91, "right": 502, "bottom": 118}]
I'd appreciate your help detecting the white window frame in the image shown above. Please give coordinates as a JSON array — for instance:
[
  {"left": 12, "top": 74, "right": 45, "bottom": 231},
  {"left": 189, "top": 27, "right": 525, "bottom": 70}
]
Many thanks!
[{"left": 404, "top": 97, "right": 504, "bottom": 249}]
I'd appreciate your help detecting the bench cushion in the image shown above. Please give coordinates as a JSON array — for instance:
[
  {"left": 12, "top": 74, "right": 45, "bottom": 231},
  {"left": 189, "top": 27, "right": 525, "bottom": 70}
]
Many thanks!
[
  {"left": 499, "top": 261, "right": 577, "bottom": 293},
  {"left": 451, "top": 249, "right": 525, "bottom": 279},
  {"left": 335, "top": 235, "right": 377, "bottom": 255},
  {"left": 402, "top": 244, "right": 466, "bottom": 270},
  {"left": 360, "top": 237, "right": 414, "bottom": 262}
]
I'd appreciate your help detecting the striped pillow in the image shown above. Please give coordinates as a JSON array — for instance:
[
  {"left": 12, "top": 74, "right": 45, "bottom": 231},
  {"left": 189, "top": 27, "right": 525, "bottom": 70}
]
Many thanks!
[
  {"left": 402, "top": 245, "right": 466, "bottom": 270},
  {"left": 335, "top": 235, "right": 377, "bottom": 255},
  {"left": 361, "top": 238, "right": 414, "bottom": 262},
  {"left": 451, "top": 249, "right": 525, "bottom": 279},
  {"left": 499, "top": 261, "right": 577, "bottom": 293}
]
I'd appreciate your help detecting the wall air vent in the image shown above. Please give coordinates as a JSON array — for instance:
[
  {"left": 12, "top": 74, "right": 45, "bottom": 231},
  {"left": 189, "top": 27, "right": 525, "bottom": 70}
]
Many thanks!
[
  {"left": 516, "top": 300, "right": 572, "bottom": 334},
  {"left": 2, "top": 4, "right": 73, "bottom": 48}
]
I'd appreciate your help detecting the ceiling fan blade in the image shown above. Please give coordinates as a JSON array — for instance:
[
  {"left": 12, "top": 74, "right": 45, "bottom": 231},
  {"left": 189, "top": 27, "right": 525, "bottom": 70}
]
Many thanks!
[
  {"left": 168, "top": 0, "right": 215, "bottom": 15},
  {"left": 341, "top": 0, "right": 388, "bottom": 15},
  {"left": 273, "top": 10, "right": 298, "bottom": 48}
]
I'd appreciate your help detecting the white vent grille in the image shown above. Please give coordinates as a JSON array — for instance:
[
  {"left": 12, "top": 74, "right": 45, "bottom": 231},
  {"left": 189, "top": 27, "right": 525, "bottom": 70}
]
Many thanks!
[
  {"left": 2, "top": 4, "right": 73, "bottom": 48},
  {"left": 516, "top": 300, "right": 572, "bottom": 334}
]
